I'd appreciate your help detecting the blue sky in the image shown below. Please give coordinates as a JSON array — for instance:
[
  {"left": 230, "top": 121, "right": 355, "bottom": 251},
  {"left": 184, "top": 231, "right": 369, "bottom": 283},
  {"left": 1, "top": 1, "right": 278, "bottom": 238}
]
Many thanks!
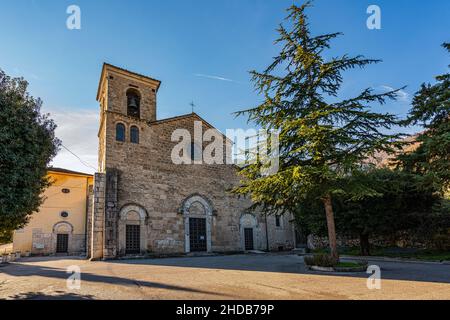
[{"left": 0, "top": 0, "right": 449, "bottom": 173}]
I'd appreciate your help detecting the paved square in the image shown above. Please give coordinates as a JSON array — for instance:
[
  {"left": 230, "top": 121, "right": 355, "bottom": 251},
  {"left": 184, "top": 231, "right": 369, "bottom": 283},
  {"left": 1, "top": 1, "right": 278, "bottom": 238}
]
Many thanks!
[{"left": 0, "top": 253, "right": 449, "bottom": 299}]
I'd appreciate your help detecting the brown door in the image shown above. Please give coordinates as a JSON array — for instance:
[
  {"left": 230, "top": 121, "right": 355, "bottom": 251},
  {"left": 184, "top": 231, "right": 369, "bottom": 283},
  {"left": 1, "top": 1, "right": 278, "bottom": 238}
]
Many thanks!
[
  {"left": 126, "top": 225, "right": 140, "bottom": 254},
  {"left": 244, "top": 228, "right": 254, "bottom": 250},
  {"left": 189, "top": 218, "right": 207, "bottom": 252},
  {"left": 56, "top": 234, "right": 68, "bottom": 253}
]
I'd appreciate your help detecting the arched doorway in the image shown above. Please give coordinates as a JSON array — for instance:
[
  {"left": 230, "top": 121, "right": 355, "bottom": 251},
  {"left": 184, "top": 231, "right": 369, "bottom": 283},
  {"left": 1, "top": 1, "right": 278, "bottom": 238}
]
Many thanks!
[
  {"left": 181, "top": 194, "right": 213, "bottom": 253},
  {"left": 52, "top": 221, "right": 74, "bottom": 255},
  {"left": 240, "top": 214, "right": 257, "bottom": 251},
  {"left": 118, "top": 204, "right": 148, "bottom": 255}
]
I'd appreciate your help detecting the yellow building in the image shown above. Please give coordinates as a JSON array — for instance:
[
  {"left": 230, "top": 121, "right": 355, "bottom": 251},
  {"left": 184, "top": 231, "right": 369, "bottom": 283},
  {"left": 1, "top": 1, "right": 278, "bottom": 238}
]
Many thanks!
[{"left": 12, "top": 168, "right": 93, "bottom": 256}]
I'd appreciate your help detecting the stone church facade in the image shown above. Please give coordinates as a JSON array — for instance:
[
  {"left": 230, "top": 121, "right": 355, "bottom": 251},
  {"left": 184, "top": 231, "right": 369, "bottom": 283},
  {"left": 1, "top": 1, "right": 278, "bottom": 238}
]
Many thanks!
[{"left": 87, "top": 63, "right": 294, "bottom": 259}]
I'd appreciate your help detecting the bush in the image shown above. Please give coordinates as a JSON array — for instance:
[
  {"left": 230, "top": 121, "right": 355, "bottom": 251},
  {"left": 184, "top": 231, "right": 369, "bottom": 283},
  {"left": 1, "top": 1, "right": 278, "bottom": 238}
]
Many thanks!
[
  {"left": 431, "top": 233, "right": 450, "bottom": 251},
  {"left": 304, "top": 254, "right": 338, "bottom": 267},
  {"left": 0, "top": 230, "right": 13, "bottom": 245}
]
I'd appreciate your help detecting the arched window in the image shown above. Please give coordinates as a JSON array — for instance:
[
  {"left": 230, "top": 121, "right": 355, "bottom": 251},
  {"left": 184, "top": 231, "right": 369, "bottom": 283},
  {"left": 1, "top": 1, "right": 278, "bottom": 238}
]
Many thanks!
[
  {"left": 130, "top": 126, "right": 139, "bottom": 144},
  {"left": 126, "top": 88, "right": 141, "bottom": 118},
  {"left": 116, "top": 123, "right": 125, "bottom": 142}
]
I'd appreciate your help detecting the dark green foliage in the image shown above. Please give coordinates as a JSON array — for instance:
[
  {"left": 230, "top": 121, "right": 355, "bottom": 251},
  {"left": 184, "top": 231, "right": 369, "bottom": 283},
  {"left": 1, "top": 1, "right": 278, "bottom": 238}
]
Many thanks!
[
  {"left": 398, "top": 43, "right": 450, "bottom": 192},
  {"left": 0, "top": 229, "right": 13, "bottom": 244},
  {"left": 0, "top": 69, "right": 60, "bottom": 236},
  {"left": 297, "top": 168, "right": 446, "bottom": 255},
  {"left": 232, "top": 3, "right": 404, "bottom": 258},
  {"left": 304, "top": 254, "right": 337, "bottom": 267}
]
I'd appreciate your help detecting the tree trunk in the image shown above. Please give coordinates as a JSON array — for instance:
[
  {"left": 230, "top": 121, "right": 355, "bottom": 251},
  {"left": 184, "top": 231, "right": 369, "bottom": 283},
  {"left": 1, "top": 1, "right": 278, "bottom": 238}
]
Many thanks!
[
  {"left": 322, "top": 194, "right": 339, "bottom": 261},
  {"left": 359, "top": 233, "right": 370, "bottom": 256}
]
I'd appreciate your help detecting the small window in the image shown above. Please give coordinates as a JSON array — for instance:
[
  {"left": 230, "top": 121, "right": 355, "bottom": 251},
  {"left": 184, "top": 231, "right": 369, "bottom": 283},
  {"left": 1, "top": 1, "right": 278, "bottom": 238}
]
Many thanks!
[
  {"left": 116, "top": 123, "right": 125, "bottom": 142},
  {"left": 275, "top": 215, "right": 281, "bottom": 227},
  {"left": 190, "top": 142, "right": 202, "bottom": 162},
  {"left": 126, "top": 88, "right": 141, "bottom": 118},
  {"left": 130, "top": 126, "right": 139, "bottom": 144}
]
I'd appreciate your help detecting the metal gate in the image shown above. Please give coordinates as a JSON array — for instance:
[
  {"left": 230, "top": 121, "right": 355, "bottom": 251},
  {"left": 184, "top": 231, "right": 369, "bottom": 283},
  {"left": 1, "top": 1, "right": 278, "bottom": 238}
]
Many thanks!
[
  {"left": 244, "top": 228, "right": 254, "bottom": 250},
  {"left": 56, "top": 234, "right": 68, "bottom": 253},
  {"left": 126, "top": 225, "right": 140, "bottom": 254},
  {"left": 189, "top": 218, "right": 207, "bottom": 252}
]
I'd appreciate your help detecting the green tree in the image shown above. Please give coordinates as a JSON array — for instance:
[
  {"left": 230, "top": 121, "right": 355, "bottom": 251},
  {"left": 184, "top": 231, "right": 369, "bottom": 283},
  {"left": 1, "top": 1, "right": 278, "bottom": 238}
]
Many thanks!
[
  {"left": 232, "top": 3, "right": 403, "bottom": 260},
  {"left": 0, "top": 69, "right": 60, "bottom": 240},
  {"left": 297, "top": 169, "right": 441, "bottom": 255},
  {"left": 398, "top": 43, "right": 450, "bottom": 194}
]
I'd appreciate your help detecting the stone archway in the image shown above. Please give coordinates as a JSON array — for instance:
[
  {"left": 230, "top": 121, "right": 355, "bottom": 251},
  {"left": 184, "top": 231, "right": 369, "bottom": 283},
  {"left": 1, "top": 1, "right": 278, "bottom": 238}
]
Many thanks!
[
  {"left": 240, "top": 213, "right": 258, "bottom": 251},
  {"left": 181, "top": 194, "right": 213, "bottom": 253},
  {"left": 52, "top": 221, "right": 74, "bottom": 254},
  {"left": 118, "top": 204, "right": 148, "bottom": 255}
]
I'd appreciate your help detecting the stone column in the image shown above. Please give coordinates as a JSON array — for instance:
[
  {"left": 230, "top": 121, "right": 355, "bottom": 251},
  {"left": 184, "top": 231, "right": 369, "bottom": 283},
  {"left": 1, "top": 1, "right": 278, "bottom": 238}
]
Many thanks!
[
  {"left": 103, "top": 169, "right": 118, "bottom": 259},
  {"left": 90, "top": 173, "right": 106, "bottom": 260}
]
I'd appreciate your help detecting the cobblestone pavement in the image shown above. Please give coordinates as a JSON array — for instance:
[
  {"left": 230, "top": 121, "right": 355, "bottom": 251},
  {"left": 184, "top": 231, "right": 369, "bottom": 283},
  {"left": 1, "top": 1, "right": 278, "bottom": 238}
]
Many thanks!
[{"left": 0, "top": 253, "right": 449, "bottom": 300}]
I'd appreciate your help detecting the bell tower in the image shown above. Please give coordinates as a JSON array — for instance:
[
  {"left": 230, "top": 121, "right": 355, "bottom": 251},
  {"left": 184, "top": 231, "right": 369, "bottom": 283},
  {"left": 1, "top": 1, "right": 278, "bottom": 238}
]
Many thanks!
[
  {"left": 89, "top": 64, "right": 161, "bottom": 260},
  {"left": 96, "top": 63, "right": 161, "bottom": 172},
  {"left": 96, "top": 63, "right": 161, "bottom": 122}
]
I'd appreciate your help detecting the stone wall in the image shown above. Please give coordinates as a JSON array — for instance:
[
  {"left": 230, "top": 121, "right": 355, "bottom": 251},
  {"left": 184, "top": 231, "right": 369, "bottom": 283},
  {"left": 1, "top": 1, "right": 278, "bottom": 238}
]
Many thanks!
[
  {"left": 30, "top": 229, "right": 85, "bottom": 256},
  {"left": 266, "top": 213, "right": 295, "bottom": 251},
  {"left": 103, "top": 66, "right": 157, "bottom": 122},
  {"left": 239, "top": 213, "right": 294, "bottom": 251},
  {"left": 104, "top": 169, "right": 118, "bottom": 258},
  {"left": 307, "top": 233, "right": 429, "bottom": 250},
  {"left": 102, "top": 110, "right": 251, "bottom": 254}
]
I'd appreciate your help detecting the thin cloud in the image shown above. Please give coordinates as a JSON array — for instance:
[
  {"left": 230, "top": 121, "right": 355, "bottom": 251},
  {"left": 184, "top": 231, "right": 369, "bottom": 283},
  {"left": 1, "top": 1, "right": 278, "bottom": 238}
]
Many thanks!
[
  {"left": 194, "top": 73, "right": 234, "bottom": 82},
  {"left": 10, "top": 67, "right": 41, "bottom": 81},
  {"left": 379, "top": 85, "right": 410, "bottom": 102},
  {"left": 43, "top": 106, "right": 99, "bottom": 173},
  {"left": 29, "top": 73, "right": 40, "bottom": 80}
]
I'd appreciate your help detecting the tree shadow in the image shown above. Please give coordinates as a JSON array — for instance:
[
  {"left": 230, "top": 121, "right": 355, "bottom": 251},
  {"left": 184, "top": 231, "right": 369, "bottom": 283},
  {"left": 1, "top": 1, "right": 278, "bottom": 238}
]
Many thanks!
[
  {"left": 107, "top": 254, "right": 450, "bottom": 284},
  {"left": 9, "top": 291, "right": 95, "bottom": 300},
  {"left": 0, "top": 261, "right": 227, "bottom": 297}
]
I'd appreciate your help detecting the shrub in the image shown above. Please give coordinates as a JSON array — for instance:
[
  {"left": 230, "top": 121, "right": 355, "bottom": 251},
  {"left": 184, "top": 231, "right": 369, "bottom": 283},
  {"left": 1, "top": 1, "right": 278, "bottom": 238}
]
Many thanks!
[
  {"left": 304, "top": 254, "right": 338, "bottom": 267},
  {"left": 431, "top": 233, "right": 450, "bottom": 251}
]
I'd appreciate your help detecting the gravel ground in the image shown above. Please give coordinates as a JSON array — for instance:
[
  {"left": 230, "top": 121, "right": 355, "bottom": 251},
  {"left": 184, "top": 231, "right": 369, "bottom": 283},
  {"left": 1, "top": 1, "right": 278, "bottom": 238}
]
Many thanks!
[{"left": 0, "top": 253, "right": 449, "bottom": 300}]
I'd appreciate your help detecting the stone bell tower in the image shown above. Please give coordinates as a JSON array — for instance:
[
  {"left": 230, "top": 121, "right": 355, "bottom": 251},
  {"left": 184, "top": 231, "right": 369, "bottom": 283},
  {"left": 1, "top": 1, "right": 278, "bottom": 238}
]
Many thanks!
[
  {"left": 96, "top": 63, "right": 161, "bottom": 172},
  {"left": 88, "top": 63, "right": 161, "bottom": 260}
]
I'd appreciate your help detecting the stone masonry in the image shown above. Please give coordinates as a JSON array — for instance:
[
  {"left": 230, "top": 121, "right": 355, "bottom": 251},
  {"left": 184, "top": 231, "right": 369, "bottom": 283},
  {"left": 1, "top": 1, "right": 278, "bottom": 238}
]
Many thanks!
[{"left": 87, "top": 63, "right": 295, "bottom": 259}]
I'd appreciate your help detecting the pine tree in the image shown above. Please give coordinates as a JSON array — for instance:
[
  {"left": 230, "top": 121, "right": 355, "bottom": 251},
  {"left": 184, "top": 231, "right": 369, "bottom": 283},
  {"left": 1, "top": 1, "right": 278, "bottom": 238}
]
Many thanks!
[
  {"left": 232, "top": 2, "right": 404, "bottom": 260},
  {"left": 398, "top": 43, "right": 450, "bottom": 194}
]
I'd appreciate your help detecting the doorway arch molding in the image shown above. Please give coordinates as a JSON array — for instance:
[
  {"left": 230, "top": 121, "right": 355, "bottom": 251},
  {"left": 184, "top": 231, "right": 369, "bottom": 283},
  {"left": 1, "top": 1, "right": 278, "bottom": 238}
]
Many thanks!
[{"left": 181, "top": 194, "right": 213, "bottom": 253}]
